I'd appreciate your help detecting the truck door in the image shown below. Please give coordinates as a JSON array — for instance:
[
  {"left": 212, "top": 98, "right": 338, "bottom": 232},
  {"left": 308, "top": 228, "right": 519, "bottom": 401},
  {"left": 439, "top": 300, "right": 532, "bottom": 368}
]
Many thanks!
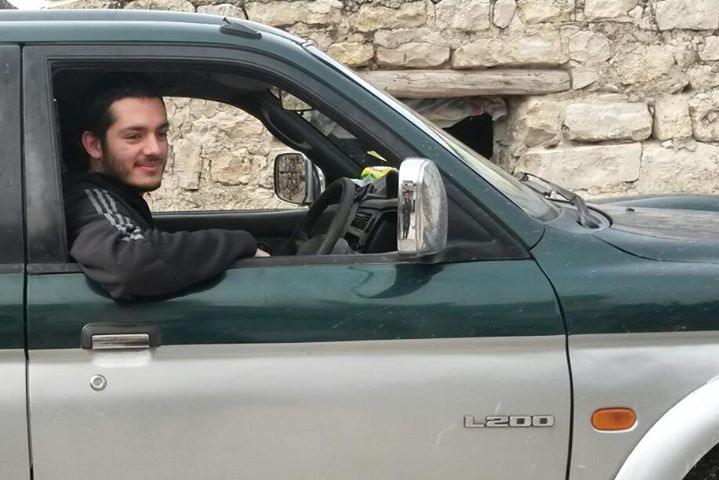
[
  {"left": 24, "top": 43, "right": 570, "bottom": 480},
  {"left": 0, "top": 44, "right": 31, "bottom": 480}
]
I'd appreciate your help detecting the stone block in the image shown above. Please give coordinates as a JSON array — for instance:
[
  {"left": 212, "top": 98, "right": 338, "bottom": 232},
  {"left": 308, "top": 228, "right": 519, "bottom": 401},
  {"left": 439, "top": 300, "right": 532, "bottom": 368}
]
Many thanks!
[
  {"left": 327, "top": 42, "right": 375, "bottom": 67},
  {"left": 353, "top": 2, "right": 426, "bottom": 32},
  {"left": 197, "top": 4, "right": 245, "bottom": 18},
  {"left": 512, "top": 98, "right": 562, "bottom": 148},
  {"left": 568, "top": 31, "right": 611, "bottom": 63},
  {"left": 612, "top": 45, "right": 676, "bottom": 85},
  {"left": 287, "top": 24, "right": 335, "bottom": 50},
  {"left": 570, "top": 67, "right": 599, "bottom": 89},
  {"left": 165, "top": 97, "right": 191, "bottom": 131},
  {"left": 584, "top": 0, "right": 635, "bottom": 22},
  {"left": 303, "top": 0, "right": 344, "bottom": 25},
  {"left": 517, "top": 0, "right": 574, "bottom": 24},
  {"left": 57, "top": 0, "right": 122, "bottom": 8},
  {"left": 493, "top": 0, "right": 516, "bottom": 28},
  {"left": 250, "top": 153, "right": 274, "bottom": 190},
  {"left": 689, "top": 92, "right": 719, "bottom": 142},
  {"left": 125, "top": 0, "right": 194, "bottom": 11},
  {"left": 629, "top": 5, "right": 642, "bottom": 21},
  {"left": 564, "top": 102, "right": 652, "bottom": 142},
  {"left": 653, "top": 94, "right": 692, "bottom": 141},
  {"left": 245, "top": 0, "right": 342, "bottom": 27},
  {"left": 435, "top": 0, "right": 490, "bottom": 31},
  {"left": 211, "top": 150, "right": 253, "bottom": 186},
  {"left": 518, "top": 143, "right": 642, "bottom": 191},
  {"left": 688, "top": 65, "right": 719, "bottom": 90},
  {"left": 452, "top": 30, "right": 565, "bottom": 68},
  {"left": 362, "top": 69, "right": 570, "bottom": 97},
  {"left": 146, "top": 185, "right": 201, "bottom": 212},
  {"left": 674, "top": 46, "right": 697, "bottom": 71},
  {"left": 373, "top": 28, "right": 445, "bottom": 49},
  {"left": 655, "top": 0, "right": 719, "bottom": 31},
  {"left": 699, "top": 37, "right": 719, "bottom": 61},
  {"left": 376, "top": 43, "right": 450, "bottom": 68},
  {"left": 633, "top": 142, "right": 719, "bottom": 194},
  {"left": 171, "top": 138, "right": 203, "bottom": 190}
]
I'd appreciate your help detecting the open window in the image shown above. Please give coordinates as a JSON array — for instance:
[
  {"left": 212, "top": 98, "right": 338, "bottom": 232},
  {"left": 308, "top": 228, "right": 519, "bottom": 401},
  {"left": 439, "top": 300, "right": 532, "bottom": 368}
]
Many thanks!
[
  {"left": 51, "top": 63, "right": 408, "bottom": 259},
  {"left": 25, "top": 44, "right": 526, "bottom": 271}
]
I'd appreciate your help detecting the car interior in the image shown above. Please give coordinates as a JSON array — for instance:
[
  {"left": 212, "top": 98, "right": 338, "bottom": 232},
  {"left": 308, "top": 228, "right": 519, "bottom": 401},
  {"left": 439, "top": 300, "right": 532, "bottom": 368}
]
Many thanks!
[{"left": 51, "top": 63, "right": 526, "bottom": 264}]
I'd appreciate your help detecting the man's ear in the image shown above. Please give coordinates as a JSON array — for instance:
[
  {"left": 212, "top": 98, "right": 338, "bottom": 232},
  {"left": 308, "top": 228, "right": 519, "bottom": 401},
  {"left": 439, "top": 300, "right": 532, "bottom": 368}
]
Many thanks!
[{"left": 81, "top": 131, "right": 103, "bottom": 165}]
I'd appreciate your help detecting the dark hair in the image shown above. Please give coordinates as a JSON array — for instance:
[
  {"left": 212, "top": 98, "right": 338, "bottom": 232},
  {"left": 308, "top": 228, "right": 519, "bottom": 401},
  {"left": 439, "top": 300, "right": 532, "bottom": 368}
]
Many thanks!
[{"left": 81, "top": 73, "right": 164, "bottom": 143}]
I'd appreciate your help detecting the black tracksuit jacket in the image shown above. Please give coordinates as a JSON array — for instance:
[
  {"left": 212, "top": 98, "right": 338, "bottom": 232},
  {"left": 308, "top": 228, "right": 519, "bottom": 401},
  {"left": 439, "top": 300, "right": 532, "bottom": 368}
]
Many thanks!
[{"left": 64, "top": 173, "right": 257, "bottom": 300}]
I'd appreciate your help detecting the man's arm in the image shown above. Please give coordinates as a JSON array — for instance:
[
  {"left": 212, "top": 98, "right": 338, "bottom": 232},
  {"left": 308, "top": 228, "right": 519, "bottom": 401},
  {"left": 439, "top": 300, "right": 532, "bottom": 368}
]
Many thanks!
[{"left": 67, "top": 187, "right": 257, "bottom": 299}]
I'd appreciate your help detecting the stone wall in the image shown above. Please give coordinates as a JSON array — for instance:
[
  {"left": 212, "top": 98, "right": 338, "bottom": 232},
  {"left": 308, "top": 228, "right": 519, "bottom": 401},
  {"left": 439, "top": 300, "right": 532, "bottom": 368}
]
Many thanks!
[
  {"left": 64, "top": 0, "right": 719, "bottom": 208},
  {"left": 146, "top": 98, "right": 290, "bottom": 211}
]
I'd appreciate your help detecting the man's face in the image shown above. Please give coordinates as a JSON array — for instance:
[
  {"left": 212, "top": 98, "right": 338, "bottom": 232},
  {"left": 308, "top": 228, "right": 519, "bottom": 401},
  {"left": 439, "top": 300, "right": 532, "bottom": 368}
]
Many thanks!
[{"left": 88, "top": 97, "right": 169, "bottom": 192}]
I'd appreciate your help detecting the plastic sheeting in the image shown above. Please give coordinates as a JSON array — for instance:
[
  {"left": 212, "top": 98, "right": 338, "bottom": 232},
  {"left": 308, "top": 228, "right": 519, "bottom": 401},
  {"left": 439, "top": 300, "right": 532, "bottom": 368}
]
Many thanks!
[
  {"left": 402, "top": 97, "right": 507, "bottom": 128},
  {"left": 305, "top": 96, "right": 507, "bottom": 138}
]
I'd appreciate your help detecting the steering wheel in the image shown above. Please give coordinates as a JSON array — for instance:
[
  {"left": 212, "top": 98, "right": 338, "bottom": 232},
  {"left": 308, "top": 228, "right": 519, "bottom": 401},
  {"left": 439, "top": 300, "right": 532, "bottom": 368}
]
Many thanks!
[{"left": 287, "top": 177, "right": 357, "bottom": 255}]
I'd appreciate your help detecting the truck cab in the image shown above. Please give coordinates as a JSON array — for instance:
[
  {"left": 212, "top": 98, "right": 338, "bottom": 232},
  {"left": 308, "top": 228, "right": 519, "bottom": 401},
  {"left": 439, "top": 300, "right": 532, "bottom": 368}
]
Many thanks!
[{"left": 1, "top": 9, "right": 718, "bottom": 480}]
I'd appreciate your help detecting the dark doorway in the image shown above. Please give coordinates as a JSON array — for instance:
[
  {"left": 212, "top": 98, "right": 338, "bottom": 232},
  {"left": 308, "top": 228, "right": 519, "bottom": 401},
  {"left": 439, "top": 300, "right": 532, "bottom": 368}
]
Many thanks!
[{"left": 444, "top": 113, "right": 493, "bottom": 160}]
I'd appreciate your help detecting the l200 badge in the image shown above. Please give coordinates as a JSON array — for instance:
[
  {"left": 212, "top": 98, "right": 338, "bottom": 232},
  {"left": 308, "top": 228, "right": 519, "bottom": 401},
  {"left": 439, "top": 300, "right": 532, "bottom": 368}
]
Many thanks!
[{"left": 464, "top": 415, "right": 555, "bottom": 428}]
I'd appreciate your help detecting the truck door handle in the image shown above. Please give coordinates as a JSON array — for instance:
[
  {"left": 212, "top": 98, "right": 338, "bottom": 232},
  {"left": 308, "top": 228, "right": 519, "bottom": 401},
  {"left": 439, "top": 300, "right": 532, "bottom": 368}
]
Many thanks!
[{"left": 81, "top": 324, "right": 161, "bottom": 350}]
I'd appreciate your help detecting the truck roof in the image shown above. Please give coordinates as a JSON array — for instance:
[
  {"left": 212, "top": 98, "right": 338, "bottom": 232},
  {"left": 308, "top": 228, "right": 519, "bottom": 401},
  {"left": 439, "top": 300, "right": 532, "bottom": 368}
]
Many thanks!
[{"left": 0, "top": 9, "right": 302, "bottom": 45}]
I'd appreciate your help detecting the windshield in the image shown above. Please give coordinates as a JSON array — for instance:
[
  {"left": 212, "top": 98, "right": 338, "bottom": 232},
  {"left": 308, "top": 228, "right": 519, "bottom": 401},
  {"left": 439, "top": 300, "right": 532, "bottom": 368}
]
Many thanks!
[
  {"left": 298, "top": 109, "right": 389, "bottom": 169},
  {"left": 271, "top": 86, "right": 392, "bottom": 170},
  {"left": 306, "top": 45, "right": 559, "bottom": 222},
  {"left": 420, "top": 121, "right": 559, "bottom": 221}
]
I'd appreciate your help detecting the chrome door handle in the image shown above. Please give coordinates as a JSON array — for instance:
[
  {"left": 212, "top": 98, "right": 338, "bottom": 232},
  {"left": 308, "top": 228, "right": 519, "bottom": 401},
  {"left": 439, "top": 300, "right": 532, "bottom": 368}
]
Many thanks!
[
  {"left": 81, "top": 324, "right": 161, "bottom": 350},
  {"left": 91, "top": 333, "right": 150, "bottom": 350}
]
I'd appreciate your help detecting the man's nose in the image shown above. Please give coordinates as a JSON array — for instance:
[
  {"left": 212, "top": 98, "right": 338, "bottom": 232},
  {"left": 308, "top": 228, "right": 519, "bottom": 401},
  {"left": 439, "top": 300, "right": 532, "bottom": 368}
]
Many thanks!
[{"left": 143, "top": 135, "right": 164, "bottom": 156}]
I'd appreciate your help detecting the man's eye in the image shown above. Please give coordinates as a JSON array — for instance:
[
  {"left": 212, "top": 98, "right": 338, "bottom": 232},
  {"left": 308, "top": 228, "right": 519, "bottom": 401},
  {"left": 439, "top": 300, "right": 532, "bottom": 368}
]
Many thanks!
[
  {"left": 125, "top": 134, "right": 140, "bottom": 140},
  {"left": 158, "top": 131, "right": 168, "bottom": 139}
]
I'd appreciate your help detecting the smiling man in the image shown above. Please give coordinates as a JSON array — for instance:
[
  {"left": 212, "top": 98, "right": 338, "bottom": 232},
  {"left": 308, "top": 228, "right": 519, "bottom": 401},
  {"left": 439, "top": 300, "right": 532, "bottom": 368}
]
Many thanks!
[
  {"left": 64, "top": 76, "right": 266, "bottom": 300},
  {"left": 83, "top": 94, "right": 169, "bottom": 191}
]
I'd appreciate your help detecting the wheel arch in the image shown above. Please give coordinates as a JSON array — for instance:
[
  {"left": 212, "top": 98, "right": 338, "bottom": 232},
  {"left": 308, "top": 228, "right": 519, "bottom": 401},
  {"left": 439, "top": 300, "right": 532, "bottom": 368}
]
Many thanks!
[
  {"left": 684, "top": 442, "right": 719, "bottom": 480},
  {"left": 614, "top": 377, "right": 719, "bottom": 480}
]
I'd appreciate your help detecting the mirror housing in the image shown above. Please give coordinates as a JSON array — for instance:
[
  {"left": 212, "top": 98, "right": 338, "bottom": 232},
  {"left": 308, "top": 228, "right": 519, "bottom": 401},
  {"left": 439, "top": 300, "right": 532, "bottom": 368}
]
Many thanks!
[
  {"left": 397, "top": 158, "right": 448, "bottom": 257},
  {"left": 274, "top": 152, "right": 325, "bottom": 205}
]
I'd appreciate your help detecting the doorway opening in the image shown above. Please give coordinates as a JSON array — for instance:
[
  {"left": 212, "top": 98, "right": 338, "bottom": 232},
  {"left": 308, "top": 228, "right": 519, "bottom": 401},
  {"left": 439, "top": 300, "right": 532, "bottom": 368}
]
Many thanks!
[
  {"left": 444, "top": 113, "right": 493, "bottom": 159},
  {"left": 401, "top": 97, "right": 503, "bottom": 162}
]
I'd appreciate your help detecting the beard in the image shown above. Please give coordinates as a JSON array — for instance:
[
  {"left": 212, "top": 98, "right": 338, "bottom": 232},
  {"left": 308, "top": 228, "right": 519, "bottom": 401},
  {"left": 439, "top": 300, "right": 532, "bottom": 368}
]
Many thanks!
[{"left": 98, "top": 148, "right": 165, "bottom": 193}]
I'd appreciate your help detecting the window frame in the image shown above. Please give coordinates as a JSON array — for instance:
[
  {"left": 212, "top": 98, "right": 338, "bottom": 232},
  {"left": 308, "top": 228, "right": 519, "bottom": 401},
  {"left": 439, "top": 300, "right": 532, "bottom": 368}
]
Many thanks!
[
  {"left": 0, "top": 44, "right": 23, "bottom": 272},
  {"left": 24, "top": 42, "right": 528, "bottom": 273}
]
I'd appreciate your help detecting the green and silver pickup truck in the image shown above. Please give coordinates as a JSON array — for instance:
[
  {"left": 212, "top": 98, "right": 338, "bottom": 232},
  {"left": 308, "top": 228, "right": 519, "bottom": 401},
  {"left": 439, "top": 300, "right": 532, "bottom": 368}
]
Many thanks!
[{"left": 1, "top": 10, "right": 719, "bottom": 480}]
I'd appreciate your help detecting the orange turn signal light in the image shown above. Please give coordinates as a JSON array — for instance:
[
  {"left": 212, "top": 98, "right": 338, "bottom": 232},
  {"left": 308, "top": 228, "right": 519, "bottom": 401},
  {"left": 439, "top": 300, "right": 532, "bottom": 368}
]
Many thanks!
[{"left": 592, "top": 408, "right": 636, "bottom": 431}]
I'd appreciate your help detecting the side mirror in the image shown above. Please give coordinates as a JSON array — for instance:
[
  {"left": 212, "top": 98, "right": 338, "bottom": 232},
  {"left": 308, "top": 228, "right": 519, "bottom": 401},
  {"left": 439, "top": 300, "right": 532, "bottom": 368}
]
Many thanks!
[
  {"left": 397, "top": 158, "right": 448, "bottom": 257},
  {"left": 274, "top": 152, "right": 325, "bottom": 205}
]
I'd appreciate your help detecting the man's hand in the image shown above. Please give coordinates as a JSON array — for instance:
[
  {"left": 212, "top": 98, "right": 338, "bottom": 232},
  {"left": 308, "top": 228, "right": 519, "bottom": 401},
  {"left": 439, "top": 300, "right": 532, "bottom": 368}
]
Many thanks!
[{"left": 255, "top": 248, "right": 270, "bottom": 257}]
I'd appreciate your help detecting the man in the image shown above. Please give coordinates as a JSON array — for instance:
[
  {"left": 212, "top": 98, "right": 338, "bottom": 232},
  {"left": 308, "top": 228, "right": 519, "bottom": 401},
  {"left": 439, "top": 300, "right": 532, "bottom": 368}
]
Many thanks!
[{"left": 64, "top": 76, "right": 267, "bottom": 300}]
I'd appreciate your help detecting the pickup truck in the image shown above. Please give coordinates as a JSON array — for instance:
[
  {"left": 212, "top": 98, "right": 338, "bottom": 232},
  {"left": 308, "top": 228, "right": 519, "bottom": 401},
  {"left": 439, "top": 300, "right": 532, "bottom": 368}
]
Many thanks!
[{"left": 1, "top": 9, "right": 718, "bottom": 480}]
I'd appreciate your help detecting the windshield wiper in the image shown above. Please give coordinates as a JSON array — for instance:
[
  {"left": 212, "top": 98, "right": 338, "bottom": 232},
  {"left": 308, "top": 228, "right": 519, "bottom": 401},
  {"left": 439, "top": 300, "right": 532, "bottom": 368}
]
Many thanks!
[{"left": 515, "top": 171, "right": 601, "bottom": 228}]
